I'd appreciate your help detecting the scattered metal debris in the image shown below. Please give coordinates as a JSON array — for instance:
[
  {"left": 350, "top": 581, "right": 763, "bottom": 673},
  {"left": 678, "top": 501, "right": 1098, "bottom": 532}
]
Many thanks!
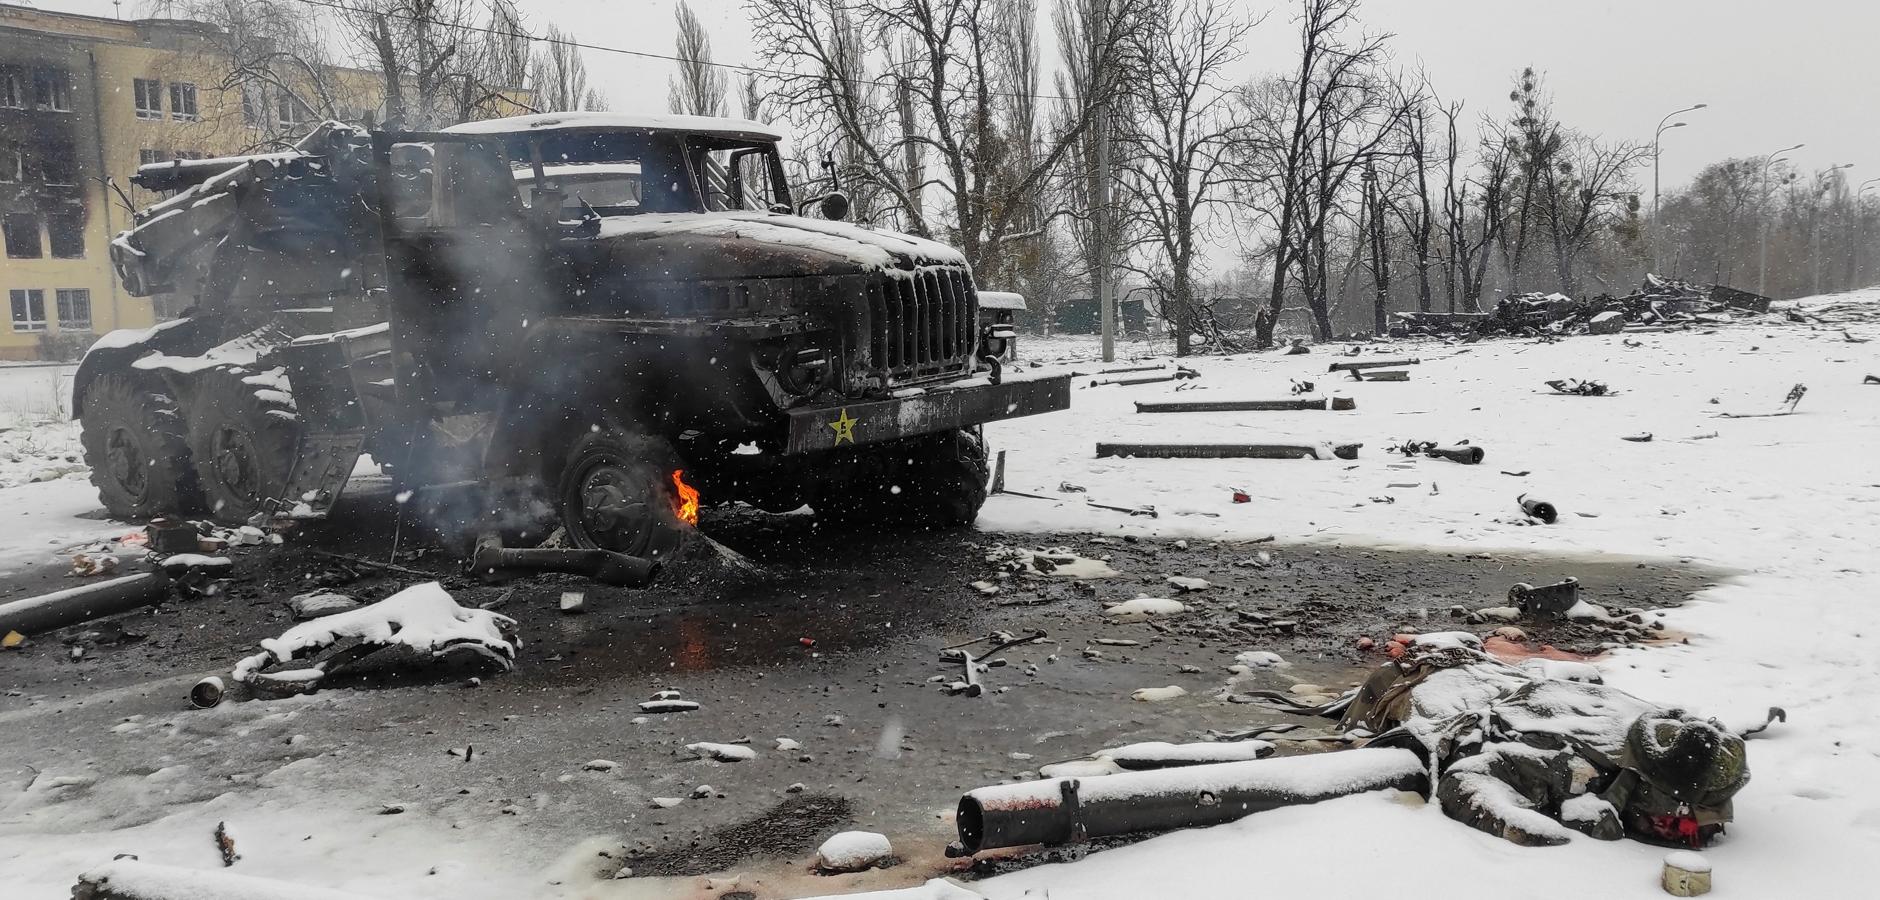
[
  {"left": 1545, "top": 378, "right": 1612, "bottom": 396},
  {"left": 1134, "top": 397, "right": 1355, "bottom": 413},
  {"left": 1518, "top": 494, "right": 1559, "bottom": 524},
  {"left": 1097, "top": 442, "right": 1361, "bottom": 461}
]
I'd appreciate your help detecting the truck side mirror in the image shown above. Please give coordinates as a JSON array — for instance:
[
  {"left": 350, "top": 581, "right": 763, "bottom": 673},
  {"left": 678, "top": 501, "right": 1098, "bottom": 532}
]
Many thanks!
[{"left": 818, "top": 190, "right": 851, "bottom": 222}]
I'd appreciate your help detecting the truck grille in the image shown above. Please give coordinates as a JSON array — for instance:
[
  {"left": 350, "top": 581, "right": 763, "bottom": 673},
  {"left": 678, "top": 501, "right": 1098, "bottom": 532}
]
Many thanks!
[{"left": 866, "top": 267, "right": 978, "bottom": 383}]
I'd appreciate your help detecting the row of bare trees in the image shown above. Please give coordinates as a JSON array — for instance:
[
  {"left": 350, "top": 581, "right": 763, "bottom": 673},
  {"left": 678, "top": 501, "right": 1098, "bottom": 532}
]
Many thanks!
[
  {"left": 710, "top": 0, "right": 1681, "bottom": 348},
  {"left": 153, "top": 0, "right": 607, "bottom": 150}
]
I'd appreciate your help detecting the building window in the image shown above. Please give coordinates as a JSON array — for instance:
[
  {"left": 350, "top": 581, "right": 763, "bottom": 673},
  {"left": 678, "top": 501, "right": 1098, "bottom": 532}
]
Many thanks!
[
  {"left": 55, "top": 289, "right": 92, "bottom": 331},
  {"left": 47, "top": 210, "right": 84, "bottom": 259},
  {"left": 139, "top": 148, "right": 171, "bottom": 167},
  {"left": 10, "top": 289, "right": 47, "bottom": 333},
  {"left": 0, "top": 70, "right": 22, "bottom": 108},
  {"left": 0, "top": 144, "right": 21, "bottom": 182},
  {"left": 242, "top": 83, "right": 266, "bottom": 126},
  {"left": 3, "top": 213, "right": 41, "bottom": 259},
  {"left": 134, "top": 78, "right": 163, "bottom": 119},
  {"left": 33, "top": 68, "right": 71, "bottom": 111},
  {"left": 40, "top": 143, "right": 78, "bottom": 186},
  {"left": 169, "top": 82, "right": 198, "bottom": 121},
  {"left": 276, "top": 94, "right": 310, "bottom": 130}
]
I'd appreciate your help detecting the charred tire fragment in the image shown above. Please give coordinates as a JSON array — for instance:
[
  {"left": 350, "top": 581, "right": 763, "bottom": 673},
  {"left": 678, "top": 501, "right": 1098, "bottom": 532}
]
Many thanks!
[
  {"left": 78, "top": 373, "right": 201, "bottom": 519},
  {"left": 557, "top": 430, "right": 690, "bottom": 562},
  {"left": 184, "top": 368, "right": 302, "bottom": 523},
  {"left": 816, "top": 428, "right": 990, "bottom": 529}
]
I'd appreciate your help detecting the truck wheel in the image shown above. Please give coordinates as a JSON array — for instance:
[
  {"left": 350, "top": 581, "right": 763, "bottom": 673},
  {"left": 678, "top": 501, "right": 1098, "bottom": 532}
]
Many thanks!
[
  {"left": 818, "top": 429, "right": 989, "bottom": 528},
  {"left": 78, "top": 373, "right": 200, "bottom": 519},
  {"left": 557, "top": 430, "right": 690, "bottom": 562},
  {"left": 185, "top": 369, "right": 301, "bottom": 523}
]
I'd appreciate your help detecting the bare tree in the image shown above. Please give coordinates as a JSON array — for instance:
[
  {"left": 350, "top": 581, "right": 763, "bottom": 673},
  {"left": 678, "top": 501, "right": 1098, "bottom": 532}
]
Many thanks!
[
  {"left": 335, "top": 0, "right": 538, "bottom": 128},
  {"left": 669, "top": 0, "right": 729, "bottom": 117},
  {"left": 531, "top": 25, "right": 607, "bottom": 112},
  {"left": 1235, "top": 0, "right": 1403, "bottom": 345},
  {"left": 1113, "top": 0, "right": 1256, "bottom": 355},
  {"left": 747, "top": 0, "right": 1147, "bottom": 275},
  {"left": 1437, "top": 101, "right": 1507, "bottom": 311}
]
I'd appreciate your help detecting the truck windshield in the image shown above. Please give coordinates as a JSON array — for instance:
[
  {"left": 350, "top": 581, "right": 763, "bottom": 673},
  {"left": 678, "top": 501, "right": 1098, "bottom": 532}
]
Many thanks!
[{"left": 507, "top": 131, "right": 695, "bottom": 214}]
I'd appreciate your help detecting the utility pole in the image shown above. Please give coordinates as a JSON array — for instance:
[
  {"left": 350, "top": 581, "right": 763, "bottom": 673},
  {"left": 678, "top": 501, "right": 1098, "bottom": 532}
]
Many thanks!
[
  {"left": 1759, "top": 142, "right": 1804, "bottom": 297},
  {"left": 1093, "top": 0, "right": 1115, "bottom": 362}
]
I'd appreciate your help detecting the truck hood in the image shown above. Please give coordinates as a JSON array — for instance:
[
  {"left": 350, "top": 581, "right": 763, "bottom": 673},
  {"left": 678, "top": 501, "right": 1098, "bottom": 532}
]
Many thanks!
[{"left": 582, "top": 211, "right": 968, "bottom": 279}]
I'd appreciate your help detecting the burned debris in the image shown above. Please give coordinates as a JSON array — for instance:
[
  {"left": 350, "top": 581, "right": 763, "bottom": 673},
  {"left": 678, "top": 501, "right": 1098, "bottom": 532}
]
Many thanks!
[{"left": 1392, "top": 276, "right": 1776, "bottom": 338}]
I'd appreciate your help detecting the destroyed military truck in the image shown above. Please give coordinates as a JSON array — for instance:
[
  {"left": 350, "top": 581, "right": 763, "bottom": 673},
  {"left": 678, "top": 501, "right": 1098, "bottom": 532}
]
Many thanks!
[{"left": 79, "top": 113, "right": 1069, "bottom": 569}]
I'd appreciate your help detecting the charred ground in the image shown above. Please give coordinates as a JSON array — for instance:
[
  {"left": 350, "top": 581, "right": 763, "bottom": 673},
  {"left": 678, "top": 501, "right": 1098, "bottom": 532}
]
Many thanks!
[{"left": 0, "top": 483, "right": 1715, "bottom": 889}]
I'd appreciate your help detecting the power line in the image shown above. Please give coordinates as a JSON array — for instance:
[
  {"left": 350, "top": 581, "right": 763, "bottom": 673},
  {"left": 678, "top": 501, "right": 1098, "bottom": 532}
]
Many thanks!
[{"left": 275, "top": 0, "right": 1081, "bottom": 103}]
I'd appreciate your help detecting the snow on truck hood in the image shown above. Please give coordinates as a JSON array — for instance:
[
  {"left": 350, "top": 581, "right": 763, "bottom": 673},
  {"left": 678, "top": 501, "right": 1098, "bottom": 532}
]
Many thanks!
[{"left": 591, "top": 211, "right": 968, "bottom": 272}]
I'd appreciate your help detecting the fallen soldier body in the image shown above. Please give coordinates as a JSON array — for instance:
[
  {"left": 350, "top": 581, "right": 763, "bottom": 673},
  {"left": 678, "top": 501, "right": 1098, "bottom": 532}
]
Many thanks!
[{"left": 1235, "top": 632, "right": 1780, "bottom": 847}]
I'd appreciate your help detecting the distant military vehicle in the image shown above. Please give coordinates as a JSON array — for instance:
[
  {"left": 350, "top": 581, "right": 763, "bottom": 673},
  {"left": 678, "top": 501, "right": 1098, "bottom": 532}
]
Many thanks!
[{"left": 80, "top": 113, "right": 1068, "bottom": 569}]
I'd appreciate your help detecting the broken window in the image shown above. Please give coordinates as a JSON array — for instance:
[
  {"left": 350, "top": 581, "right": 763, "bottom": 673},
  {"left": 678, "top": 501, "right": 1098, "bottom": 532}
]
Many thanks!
[
  {"left": 0, "top": 70, "right": 22, "bottom": 108},
  {"left": 169, "top": 82, "right": 197, "bottom": 121},
  {"left": 47, "top": 210, "right": 84, "bottom": 259},
  {"left": 55, "top": 288, "right": 91, "bottom": 331},
  {"left": 9, "top": 289, "right": 46, "bottom": 333},
  {"left": 134, "top": 78, "right": 162, "bottom": 119},
  {"left": 33, "top": 68, "right": 71, "bottom": 111},
  {"left": 3, "top": 213, "right": 41, "bottom": 259},
  {"left": 40, "top": 143, "right": 77, "bottom": 185}
]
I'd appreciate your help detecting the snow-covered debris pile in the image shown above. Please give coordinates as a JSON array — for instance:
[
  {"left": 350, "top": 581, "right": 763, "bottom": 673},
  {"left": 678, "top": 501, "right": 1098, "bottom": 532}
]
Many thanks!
[
  {"left": 815, "top": 830, "right": 894, "bottom": 873},
  {"left": 687, "top": 742, "right": 756, "bottom": 762},
  {"left": 1465, "top": 275, "right": 1773, "bottom": 338},
  {"left": 985, "top": 544, "right": 1119, "bottom": 578},
  {"left": 73, "top": 858, "right": 378, "bottom": 900},
  {"left": 1103, "top": 596, "right": 1185, "bottom": 621},
  {"left": 230, "top": 582, "right": 516, "bottom": 691}
]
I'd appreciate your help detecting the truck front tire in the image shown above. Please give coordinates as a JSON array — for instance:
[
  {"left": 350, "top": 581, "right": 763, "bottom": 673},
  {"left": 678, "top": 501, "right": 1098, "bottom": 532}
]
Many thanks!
[
  {"left": 78, "top": 373, "right": 200, "bottom": 519},
  {"left": 557, "top": 430, "right": 691, "bottom": 562},
  {"left": 185, "top": 369, "right": 302, "bottom": 523},
  {"left": 816, "top": 428, "right": 990, "bottom": 529}
]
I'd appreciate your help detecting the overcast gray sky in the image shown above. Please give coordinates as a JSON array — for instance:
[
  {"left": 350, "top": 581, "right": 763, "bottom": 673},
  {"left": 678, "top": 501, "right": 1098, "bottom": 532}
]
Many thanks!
[{"left": 49, "top": 0, "right": 1880, "bottom": 191}]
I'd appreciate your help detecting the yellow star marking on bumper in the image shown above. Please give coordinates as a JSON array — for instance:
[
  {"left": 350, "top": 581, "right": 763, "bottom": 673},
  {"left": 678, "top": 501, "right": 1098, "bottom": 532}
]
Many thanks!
[{"left": 829, "top": 408, "right": 859, "bottom": 445}]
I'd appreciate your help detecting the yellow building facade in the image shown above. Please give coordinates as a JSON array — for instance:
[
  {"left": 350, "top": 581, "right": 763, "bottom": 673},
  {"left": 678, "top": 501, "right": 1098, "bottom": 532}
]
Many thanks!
[{"left": 0, "top": 4, "right": 396, "bottom": 360}]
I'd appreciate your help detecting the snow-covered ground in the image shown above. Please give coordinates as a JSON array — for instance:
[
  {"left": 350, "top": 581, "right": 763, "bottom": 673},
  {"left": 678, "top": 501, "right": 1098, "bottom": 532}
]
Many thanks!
[
  {"left": 973, "top": 291, "right": 1880, "bottom": 899},
  {"left": 3, "top": 290, "right": 1877, "bottom": 898}
]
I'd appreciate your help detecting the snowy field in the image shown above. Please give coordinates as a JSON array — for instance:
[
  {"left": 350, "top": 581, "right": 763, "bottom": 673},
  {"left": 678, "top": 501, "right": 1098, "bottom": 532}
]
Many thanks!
[
  {"left": 3, "top": 291, "right": 1878, "bottom": 898},
  {"left": 972, "top": 291, "right": 1880, "bottom": 900}
]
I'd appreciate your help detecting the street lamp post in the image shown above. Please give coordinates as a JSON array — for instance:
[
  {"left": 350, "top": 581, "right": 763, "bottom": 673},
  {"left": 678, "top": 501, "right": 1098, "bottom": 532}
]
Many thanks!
[
  {"left": 1812, "top": 164, "right": 1854, "bottom": 296},
  {"left": 1759, "top": 142, "right": 1805, "bottom": 297},
  {"left": 1857, "top": 179, "right": 1880, "bottom": 289},
  {"left": 1651, "top": 103, "right": 1705, "bottom": 273}
]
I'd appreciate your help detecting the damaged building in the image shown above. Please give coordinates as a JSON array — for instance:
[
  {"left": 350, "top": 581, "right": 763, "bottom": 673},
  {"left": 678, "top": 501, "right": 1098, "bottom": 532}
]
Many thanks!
[{"left": 0, "top": 3, "right": 418, "bottom": 360}]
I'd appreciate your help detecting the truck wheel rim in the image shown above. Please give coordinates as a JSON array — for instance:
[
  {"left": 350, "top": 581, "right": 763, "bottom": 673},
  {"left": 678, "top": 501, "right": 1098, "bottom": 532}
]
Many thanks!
[
  {"left": 210, "top": 426, "right": 261, "bottom": 502},
  {"left": 104, "top": 427, "right": 148, "bottom": 496},
  {"left": 572, "top": 462, "right": 655, "bottom": 552}
]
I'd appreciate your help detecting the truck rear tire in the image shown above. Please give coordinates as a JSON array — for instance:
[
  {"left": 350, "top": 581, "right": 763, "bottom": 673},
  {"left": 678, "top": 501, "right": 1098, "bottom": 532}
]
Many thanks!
[
  {"left": 185, "top": 368, "right": 302, "bottom": 523},
  {"left": 78, "top": 373, "right": 200, "bottom": 519},
  {"left": 557, "top": 430, "right": 691, "bottom": 562},
  {"left": 817, "top": 428, "right": 989, "bottom": 529}
]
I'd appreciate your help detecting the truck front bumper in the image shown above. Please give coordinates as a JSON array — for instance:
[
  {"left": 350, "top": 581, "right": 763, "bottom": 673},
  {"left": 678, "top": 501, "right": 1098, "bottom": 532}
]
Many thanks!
[{"left": 784, "top": 373, "right": 1072, "bottom": 454}]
